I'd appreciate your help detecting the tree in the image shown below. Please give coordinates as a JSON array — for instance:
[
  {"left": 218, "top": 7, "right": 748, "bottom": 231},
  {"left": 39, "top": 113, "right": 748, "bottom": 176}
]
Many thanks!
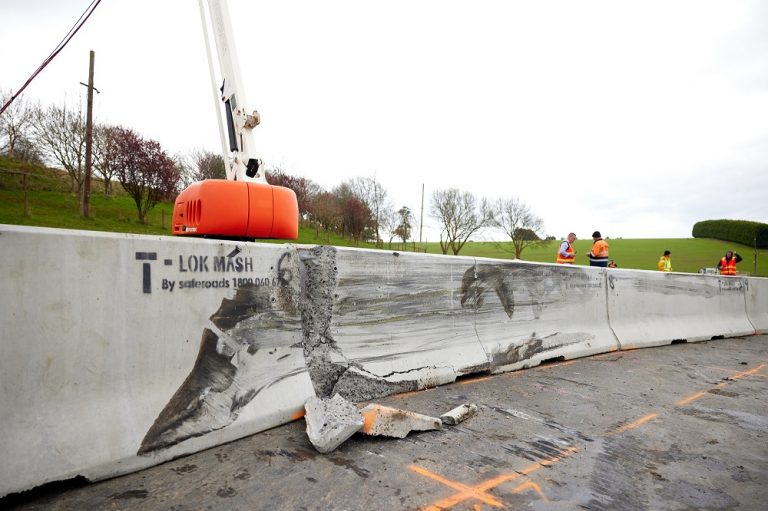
[
  {"left": 33, "top": 103, "right": 87, "bottom": 194},
  {"left": 187, "top": 148, "right": 226, "bottom": 183},
  {"left": 267, "top": 166, "right": 322, "bottom": 220},
  {"left": 351, "top": 176, "right": 389, "bottom": 247},
  {"left": 0, "top": 89, "right": 40, "bottom": 161},
  {"left": 430, "top": 188, "right": 494, "bottom": 255},
  {"left": 107, "top": 127, "right": 180, "bottom": 224},
  {"left": 92, "top": 124, "right": 120, "bottom": 195},
  {"left": 394, "top": 206, "right": 413, "bottom": 246},
  {"left": 333, "top": 182, "right": 373, "bottom": 243},
  {"left": 494, "top": 197, "right": 548, "bottom": 259},
  {"left": 311, "top": 190, "right": 341, "bottom": 240}
]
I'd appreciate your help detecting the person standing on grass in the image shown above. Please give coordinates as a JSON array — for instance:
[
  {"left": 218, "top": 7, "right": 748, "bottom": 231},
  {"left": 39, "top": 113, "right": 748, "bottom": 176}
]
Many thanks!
[
  {"left": 556, "top": 232, "right": 577, "bottom": 264},
  {"left": 717, "top": 250, "right": 742, "bottom": 275},
  {"left": 658, "top": 250, "right": 672, "bottom": 272},
  {"left": 588, "top": 231, "right": 609, "bottom": 267}
]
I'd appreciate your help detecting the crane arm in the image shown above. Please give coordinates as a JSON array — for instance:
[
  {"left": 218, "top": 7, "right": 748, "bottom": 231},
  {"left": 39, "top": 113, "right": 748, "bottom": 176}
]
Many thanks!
[{"left": 199, "top": 0, "right": 264, "bottom": 183}]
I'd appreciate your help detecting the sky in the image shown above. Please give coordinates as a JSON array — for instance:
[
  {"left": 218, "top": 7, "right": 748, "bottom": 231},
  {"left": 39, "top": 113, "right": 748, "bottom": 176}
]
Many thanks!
[{"left": 2, "top": 0, "right": 767, "bottom": 241}]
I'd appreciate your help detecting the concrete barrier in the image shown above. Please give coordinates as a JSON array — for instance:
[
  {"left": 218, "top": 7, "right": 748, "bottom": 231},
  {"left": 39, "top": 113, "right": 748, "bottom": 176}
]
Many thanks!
[
  {"left": 466, "top": 260, "right": 620, "bottom": 372},
  {"left": 746, "top": 277, "right": 768, "bottom": 334},
  {"left": 0, "top": 226, "right": 314, "bottom": 497},
  {"left": 323, "top": 248, "right": 490, "bottom": 400},
  {"left": 606, "top": 270, "right": 755, "bottom": 348},
  {"left": 1, "top": 224, "right": 765, "bottom": 497}
]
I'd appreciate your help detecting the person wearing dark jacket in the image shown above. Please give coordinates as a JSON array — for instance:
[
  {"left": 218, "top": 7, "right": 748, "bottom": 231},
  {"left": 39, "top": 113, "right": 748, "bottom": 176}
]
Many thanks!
[{"left": 717, "top": 251, "right": 742, "bottom": 275}]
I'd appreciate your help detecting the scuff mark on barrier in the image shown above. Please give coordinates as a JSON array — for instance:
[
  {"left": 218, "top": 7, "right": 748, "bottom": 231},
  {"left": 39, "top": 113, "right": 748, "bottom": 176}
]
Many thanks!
[
  {"left": 139, "top": 250, "right": 305, "bottom": 455},
  {"left": 141, "top": 248, "right": 601, "bottom": 455}
]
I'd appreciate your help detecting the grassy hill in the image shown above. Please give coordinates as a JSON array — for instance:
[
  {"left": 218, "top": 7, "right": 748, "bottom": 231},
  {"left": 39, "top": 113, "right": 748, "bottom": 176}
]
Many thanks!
[{"left": 2, "top": 156, "right": 765, "bottom": 276}]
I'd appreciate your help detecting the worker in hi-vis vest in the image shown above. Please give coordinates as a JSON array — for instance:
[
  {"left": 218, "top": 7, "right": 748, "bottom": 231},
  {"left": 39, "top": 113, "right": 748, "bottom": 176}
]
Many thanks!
[
  {"left": 556, "top": 232, "right": 577, "bottom": 264},
  {"left": 588, "top": 231, "right": 609, "bottom": 267},
  {"left": 658, "top": 250, "right": 672, "bottom": 272},
  {"left": 717, "top": 250, "right": 742, "bottom": 275}
]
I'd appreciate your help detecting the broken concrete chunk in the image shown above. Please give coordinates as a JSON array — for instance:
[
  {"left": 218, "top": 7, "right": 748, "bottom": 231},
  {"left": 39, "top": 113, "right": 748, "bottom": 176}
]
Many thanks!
[
  {"left": 440, "top": 403, "right": 478, "bottom": 425},
  {"left": 359, "top": 404, "right": 442, "bottom": 438},
  {"left": 305, "top": 394, "right": 364, "bottom": 453}
]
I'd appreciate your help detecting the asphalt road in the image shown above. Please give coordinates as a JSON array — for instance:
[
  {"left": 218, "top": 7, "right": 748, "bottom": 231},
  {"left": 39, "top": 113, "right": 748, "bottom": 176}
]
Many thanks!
[{"left": 5, "top": 335, "right": 767, "bottom": 511}]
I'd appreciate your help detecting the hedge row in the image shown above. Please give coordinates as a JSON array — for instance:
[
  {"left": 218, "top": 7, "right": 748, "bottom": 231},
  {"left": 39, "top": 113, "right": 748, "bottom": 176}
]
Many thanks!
[{"left": 692, "top": 219, "right": 768, "bottom": 249}]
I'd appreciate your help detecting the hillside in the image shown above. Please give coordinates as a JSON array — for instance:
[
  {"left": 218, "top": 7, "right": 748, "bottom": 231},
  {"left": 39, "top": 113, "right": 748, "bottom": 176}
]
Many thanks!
[{"left": 1, "top": 156, "right": 765, "bottom": 276}]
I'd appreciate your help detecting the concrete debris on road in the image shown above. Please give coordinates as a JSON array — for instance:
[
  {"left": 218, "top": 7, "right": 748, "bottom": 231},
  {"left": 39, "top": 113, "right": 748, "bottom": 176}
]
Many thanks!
[
  {"left": 304, "top": 394, "right": 364, "bottom": 453},
  {"left": 359, "top": 404, "right": 442, "bottom": 438},
  {"left": 440, "top": 403, "right": 478, "bottom": 425}
]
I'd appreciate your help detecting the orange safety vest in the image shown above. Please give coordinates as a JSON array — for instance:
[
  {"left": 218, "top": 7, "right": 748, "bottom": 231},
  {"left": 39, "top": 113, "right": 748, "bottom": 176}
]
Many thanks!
[
  {"left": 719, "top": 257, "right": 737, "bottom": 275},
  {"left": 590, "top": 239, "right": 609, "bottom": 259},
  {"left": 556, "top": 241, "right": 575, "bottom": 264}
]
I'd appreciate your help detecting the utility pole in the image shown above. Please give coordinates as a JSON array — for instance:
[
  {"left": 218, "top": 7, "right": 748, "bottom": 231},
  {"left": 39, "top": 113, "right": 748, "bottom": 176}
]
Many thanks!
[
  {"left": 81, "top": 50, "right": 96, "bottom": 218},
  {"left": 419, "top": 183, "right": 424, "bottom": 244}
]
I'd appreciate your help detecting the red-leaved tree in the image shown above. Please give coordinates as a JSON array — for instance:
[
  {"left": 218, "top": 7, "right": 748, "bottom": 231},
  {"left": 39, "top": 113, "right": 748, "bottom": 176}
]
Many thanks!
[{"left": 107, "top": 127, "right": 180, "bottom": 224}]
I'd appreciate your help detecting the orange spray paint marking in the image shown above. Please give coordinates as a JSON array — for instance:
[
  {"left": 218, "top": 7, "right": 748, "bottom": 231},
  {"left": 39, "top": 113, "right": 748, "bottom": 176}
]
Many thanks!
[
  {"left": 409, "top": 465, "right": 505, "bottom": 509},
  {"left": 290, "top": 409, "right": 305, "bottom": 421},
  {"left": 675, "top": 391, "right": 708, "bottom": 406},
  {"left": 607, "top": 413, "right": 659, "bottom": 436},
  {"left": 459, "top": 375, "right": 492, "bottom": 385},
  {"left": 513, "top": 480, "right": 549, "bottom": 502},
  {"left": 413, "top": 446, "right": 579, "bottom": 510}
]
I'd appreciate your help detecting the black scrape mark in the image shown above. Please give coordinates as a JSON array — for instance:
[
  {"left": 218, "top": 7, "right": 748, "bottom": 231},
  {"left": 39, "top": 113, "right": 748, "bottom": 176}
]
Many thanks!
[
  {"left": 138, "top": 329, "right": 236, "bottom": 455},
  {"left": 217, "top": 486, "right": 237, "bottom": 498},
  {"left": 328, "top": 456, "right": 370, "bottom": 478},
  {"left": 235, "top": 470, "right": 250, "bottom": 481},
  {"left": 306, "top": 477, "right": 318, "bottom": 483},
  {"left": 502, "top": 439, "right": 571, "bottom": 462},
  {"left": 256, "top": 448, "right": 318, "bottom": 462},
  {"left": 492, "top": 337, "right": 546, "bottom": 367},
  {"left": 209, "top": 286, "right": 272, "bottom": 331},
  {"left": 171, "top": 464, "right": 198, "bottom": 475},
  {"left": 460, "top": 265, "right": 515, "bottom": 318},
  {"left": 112, "top": 489, "right": 148, "bottom": 500}
]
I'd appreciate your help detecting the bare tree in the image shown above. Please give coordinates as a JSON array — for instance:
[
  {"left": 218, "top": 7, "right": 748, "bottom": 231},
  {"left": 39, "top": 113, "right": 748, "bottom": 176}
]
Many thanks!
[
  {"left": 92, "top": 124, "right": 120, "bottom": 195},
  {"left": 333, "top": 182, "right": 372, "bottom": 243},
  {"left": 0, "top": 89, "right": 40, "bottom": 161},
  {"left": 311, "top": 190, "right": 341, "bottom": 241},
  {"left": 188, "top": 148, "right": 226, "bottom": 182},
  {"left": 430, "top": 188, "right": 494, "bottom": 255},
  {"left": 351, "top": 176, "right": 389, "bottom": 247},
  {"left": 33, "top": 103, "right": 87, "bottom": 194},
  {"left": 107, "top": 127, "right": 180, "bottom": 224},
  {"left": 494, "top": 197, "right": 548, "bottom": 259},
  {"left": 267, "top": 166, "right": 322, "bottom": 220}
]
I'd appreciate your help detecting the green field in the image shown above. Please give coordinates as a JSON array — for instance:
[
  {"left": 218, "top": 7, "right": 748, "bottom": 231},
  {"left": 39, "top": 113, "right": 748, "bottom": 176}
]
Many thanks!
[{"left": 2, "top": 156, "right": 765, "bottom": 276}]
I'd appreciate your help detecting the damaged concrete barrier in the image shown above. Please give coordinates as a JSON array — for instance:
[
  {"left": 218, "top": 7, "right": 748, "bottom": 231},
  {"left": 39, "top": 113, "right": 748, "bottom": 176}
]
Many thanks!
[
  {"left": 2, "top": 224, "right": 767, "bottom": 498},
  {"left": 320, "top": 248, "right": 491, "bottom": 401},
  {"left": 0, "top": 226, "right": 315, "bottom": 498},
  {"left": 304, "top": 394, "right": 363, "bottom": 453},
  {"left": 468, "top": 261, "right": 620, "bottom": 372},
  {"left": 606, "top": 270, "right": 755, "bottom": 349},
  {"left": 441, "top": 404, "right": 478, "bottom": 425},
  {"left": 360, "top": 404, "right": 442, "bottom": 438}
]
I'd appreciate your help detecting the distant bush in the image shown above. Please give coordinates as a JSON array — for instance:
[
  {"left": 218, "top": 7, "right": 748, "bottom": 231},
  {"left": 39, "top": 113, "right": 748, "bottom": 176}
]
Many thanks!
[{"left": 692, "top": 219, "right": 768, "bottom": 249}]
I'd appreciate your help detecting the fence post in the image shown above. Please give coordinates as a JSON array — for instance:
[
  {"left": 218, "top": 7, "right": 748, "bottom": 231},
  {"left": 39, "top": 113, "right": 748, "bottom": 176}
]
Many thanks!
[{"left": 23, "top": 172, "right": 30, "bottom": 217}]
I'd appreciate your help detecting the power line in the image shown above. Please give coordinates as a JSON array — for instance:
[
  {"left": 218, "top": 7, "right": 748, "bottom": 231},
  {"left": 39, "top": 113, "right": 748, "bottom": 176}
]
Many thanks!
[{"left": 0, "top": 0, "right": 103, "bottom": 116}]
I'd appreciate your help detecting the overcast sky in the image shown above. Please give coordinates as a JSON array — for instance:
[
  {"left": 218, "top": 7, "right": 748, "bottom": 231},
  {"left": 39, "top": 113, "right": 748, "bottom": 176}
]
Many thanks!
[{"left": 2, "top": 0, "right": 767, "bottom": 240}]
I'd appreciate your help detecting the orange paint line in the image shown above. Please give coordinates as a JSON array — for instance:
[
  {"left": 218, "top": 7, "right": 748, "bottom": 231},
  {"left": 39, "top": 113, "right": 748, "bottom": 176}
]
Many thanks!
[
  {"left": 675, "top": 391, "right": 708, "bottom": 406},
  {"left": 728, "top": 363, "right": 765, "bottom": 380},
  {"left": 513, "top": 480, "right": 549, "bottom": 502},
  {"left": 459, "top": 375, "right": 492, "bottom": 385},
  {"left": 415, "top": 446, "right": 579, "bottom": 510},
  {"left": 409, "top": 465, "right": 505, "bottom": 509},
  {"left": 290, "top": 409, "right": 305, "bottom": 421},
  {"left": 607, "top": 413, "right": 658, "bottom": 436}
]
